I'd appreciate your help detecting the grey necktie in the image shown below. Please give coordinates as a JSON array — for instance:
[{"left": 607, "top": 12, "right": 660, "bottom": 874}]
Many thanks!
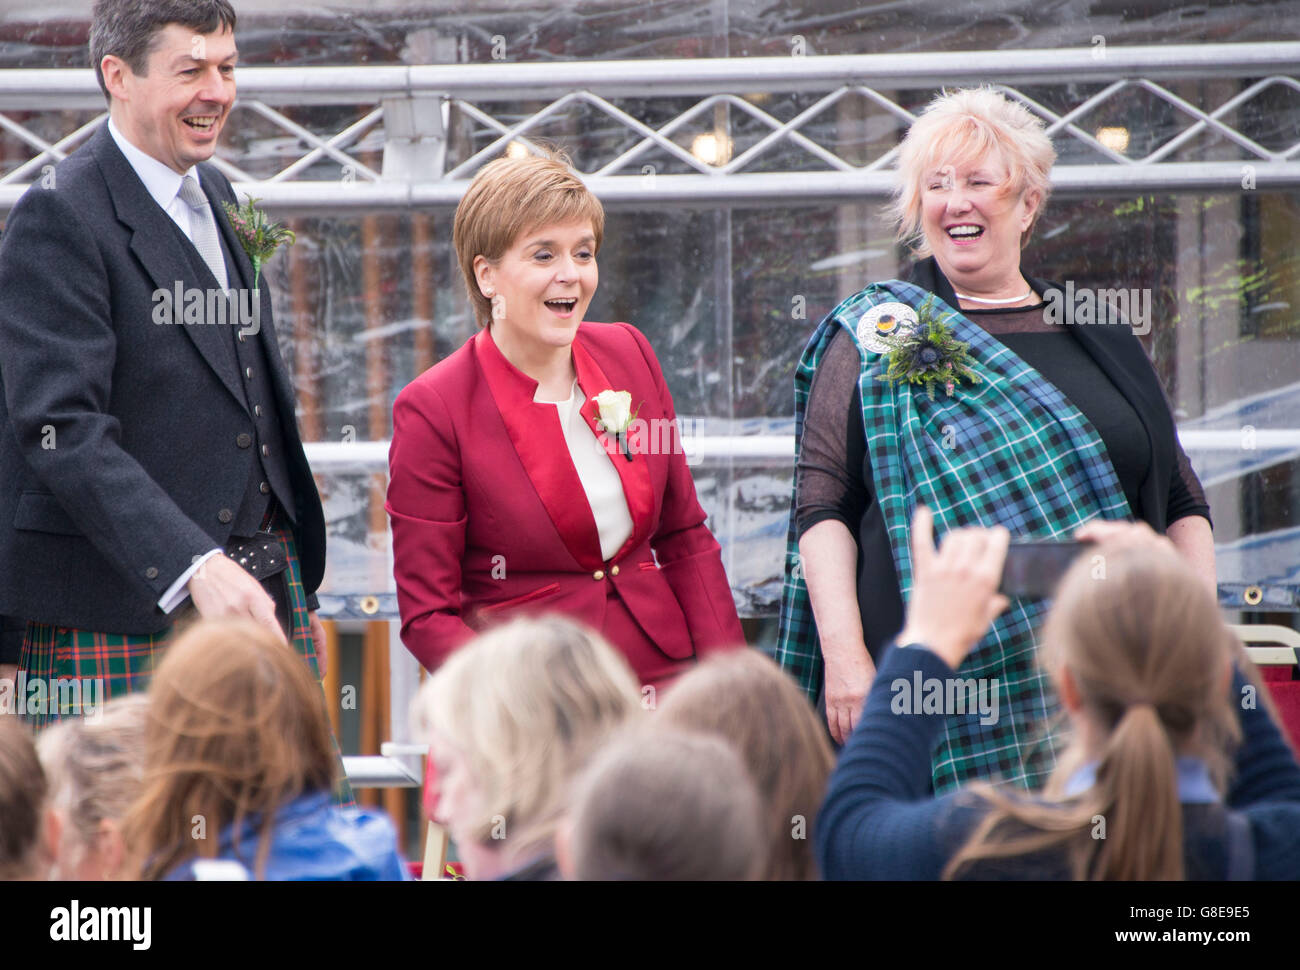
[{"left": 177, "top": 175, "right": 229, "bottom": 291}]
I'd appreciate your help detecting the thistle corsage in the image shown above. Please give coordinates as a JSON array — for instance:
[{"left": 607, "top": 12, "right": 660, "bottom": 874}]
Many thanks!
[
  {"left": 877, "top": 296, "right": 981, "bottom": 399},
  {"left": 594, "top": 389, "right": 637, "bottom": 462},
  {"left": 221, "top": 195, "right": 296, "bottom": 289}
]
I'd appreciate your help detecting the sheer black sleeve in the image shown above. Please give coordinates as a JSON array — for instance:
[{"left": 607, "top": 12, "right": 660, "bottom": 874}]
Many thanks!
[
  {"left": 1148, "top": 353, "right": 1212, "bottom": 528},
  {"left": 795, "top": 327, "right": 868, "bottom": 539},
  {"left": 1168, "top": 431, "right": 1212, "bottom": 527}
]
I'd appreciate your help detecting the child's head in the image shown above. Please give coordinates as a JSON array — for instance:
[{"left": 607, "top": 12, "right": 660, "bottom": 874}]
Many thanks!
[
  {"left": 124, "top": 619, "right": 336, "bottom": 879},
  {"left": 0, "top": 715, "right": 52, "bottom": 881},
  {"left": 38, "top": 694, "right": 149, "bottom": 880},
  {"left": 658, "top": 649, "right": 834, "bottom": 879},
  {"left": 948, "top": 539, "right": 1241, "bottom": 880},
  {"left": 413, "top": 615, "right": 641, "bottom": 878},
  {"left": 561, "top": 727, "right": 766, "bottom": 881}
]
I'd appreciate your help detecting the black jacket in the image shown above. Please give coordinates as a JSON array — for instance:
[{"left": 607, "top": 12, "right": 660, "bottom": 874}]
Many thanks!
[{"left": 0, "top": 125, "right": 325, "bottom": 634}]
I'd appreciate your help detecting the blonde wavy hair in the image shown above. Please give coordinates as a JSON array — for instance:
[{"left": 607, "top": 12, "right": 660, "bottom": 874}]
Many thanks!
[
  {"left": 891, "top": 87, "right": 1056, "bottom": 257},
  {"left": 412, "top": 615, "right": 641, "bottom": 865}
]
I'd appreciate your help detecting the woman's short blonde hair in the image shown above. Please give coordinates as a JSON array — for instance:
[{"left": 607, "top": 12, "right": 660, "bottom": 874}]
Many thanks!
[
  {"left": 891, "top": 87, "right": 1056, "bottom": 257},
  {"left": 452, "top": 147, "right": 606, "bottom": 328},
  {"left": 412, "top": 615, "right": 640, "bottom": 863}
]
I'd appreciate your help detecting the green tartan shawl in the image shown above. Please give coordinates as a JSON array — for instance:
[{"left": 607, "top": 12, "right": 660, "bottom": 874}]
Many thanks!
[{"left": 775, "top": 280, "right": 1132, "bottom": 793}]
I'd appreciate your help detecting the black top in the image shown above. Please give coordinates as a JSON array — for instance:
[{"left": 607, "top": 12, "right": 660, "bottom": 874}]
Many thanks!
[{"left": 794, "top": 261, "right": 1211, "bottom": 665}]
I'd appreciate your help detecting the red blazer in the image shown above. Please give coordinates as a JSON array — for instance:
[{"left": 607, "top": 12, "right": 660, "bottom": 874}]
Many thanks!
[{"left": 386, "top": 321, "right": 744, "bottom": 679}]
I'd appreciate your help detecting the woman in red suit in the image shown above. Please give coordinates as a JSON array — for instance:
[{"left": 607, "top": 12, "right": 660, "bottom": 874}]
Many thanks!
[{"left": 387, "top": 150, "right": 744, "bottom": 689}]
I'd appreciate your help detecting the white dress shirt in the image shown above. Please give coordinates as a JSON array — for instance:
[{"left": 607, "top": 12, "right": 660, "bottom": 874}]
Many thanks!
[
  {"left": 538, "top": 381, "right": 634, "bottom": 561},
  {"left": 107, "top": 119, "right": 223, "bottom": 612},
  {"left": 107, "top": 119, "right": 205, "bottom": 243}
]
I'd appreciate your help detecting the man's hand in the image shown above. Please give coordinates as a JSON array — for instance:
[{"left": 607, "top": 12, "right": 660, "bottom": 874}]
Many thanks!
[
  {"left": 824, "top": 648, "right": 876, "bottom": 746},
  {"left": 309, "top": 610, "right": 328, "bottom": 679},
  {"left": 896, "top": 507, "right": 1011, "bottom": 670},
  {"left": 0, "top": 663, "right": 15, "bottom": 686},
  {"left": 187, "top": 553, "right": 287, "bottom": 645}
]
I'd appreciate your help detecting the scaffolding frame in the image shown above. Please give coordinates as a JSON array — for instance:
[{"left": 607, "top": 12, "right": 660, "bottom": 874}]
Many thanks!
[{"left": 0, "top": 42, "right": 1297, "bottom": 211}]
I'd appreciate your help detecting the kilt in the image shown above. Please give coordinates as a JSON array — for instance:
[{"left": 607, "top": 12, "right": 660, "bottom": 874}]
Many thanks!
[{"left": 17, "top": 509, "right": 353, "bottom": 803}]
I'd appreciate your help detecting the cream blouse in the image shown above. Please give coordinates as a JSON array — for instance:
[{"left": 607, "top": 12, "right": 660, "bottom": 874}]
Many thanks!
[{"left": 536, "top": 381, "right": 634, "bottom": 562}]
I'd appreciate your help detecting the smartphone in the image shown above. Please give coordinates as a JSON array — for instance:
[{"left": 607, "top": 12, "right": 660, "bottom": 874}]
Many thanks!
[{"left": 999, "top": 539, "right": 1089, "bottom": 599}]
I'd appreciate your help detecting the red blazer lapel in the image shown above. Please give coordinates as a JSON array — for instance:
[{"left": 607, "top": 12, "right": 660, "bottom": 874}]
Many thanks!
[
  {"left": 572, "top": 334, "right": 656, "bottom": 561},
  {"left": 474, "top": 330, "right": 603, "bottom": 571}
]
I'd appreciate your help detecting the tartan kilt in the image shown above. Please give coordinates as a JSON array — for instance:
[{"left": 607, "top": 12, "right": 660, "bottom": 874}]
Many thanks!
[{"left": 17, "top": 511, "right": 353, "bottom": 803}]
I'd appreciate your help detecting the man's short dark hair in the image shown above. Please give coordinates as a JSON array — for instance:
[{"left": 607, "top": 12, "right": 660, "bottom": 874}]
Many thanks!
[{"left": 89, "top": 0, "right": 237, "bottom": 101}]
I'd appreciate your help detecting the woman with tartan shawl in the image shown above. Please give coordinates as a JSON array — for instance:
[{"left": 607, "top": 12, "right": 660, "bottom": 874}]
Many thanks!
[{"left": 776, "top": 87, "right": 1214, "bottom": 794}]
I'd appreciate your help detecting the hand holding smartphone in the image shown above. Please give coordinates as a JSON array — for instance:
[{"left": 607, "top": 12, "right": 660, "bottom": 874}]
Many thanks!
[{"left": 998, "top": 539, "right": 1091, "bottom": 599}]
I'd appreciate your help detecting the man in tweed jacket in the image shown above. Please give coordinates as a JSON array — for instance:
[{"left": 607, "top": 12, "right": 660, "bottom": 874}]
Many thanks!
[{"left": 0, "top": 0, "right": 328, "bottom": 718}]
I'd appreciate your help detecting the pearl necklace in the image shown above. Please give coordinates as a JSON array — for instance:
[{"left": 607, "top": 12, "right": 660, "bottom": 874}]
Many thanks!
[{"left": 954, "top": 289, "right": 1034, "bottom": 305}]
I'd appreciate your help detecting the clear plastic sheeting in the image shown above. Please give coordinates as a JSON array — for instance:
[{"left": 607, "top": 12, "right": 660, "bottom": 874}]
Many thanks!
[{"left": 0, "top": 1, "right": 1297, "bottom": 618}]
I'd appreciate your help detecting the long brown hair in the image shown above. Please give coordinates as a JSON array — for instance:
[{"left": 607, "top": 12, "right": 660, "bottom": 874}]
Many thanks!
[
  {"left": 945, "top": 542, "right": 1240, "bottom": 880},
  {"left": 658, "top": 649, "right": 835, "bottom": 880},
  {"left": 122, "top": 619, "right": 336, "bottom": 880}
]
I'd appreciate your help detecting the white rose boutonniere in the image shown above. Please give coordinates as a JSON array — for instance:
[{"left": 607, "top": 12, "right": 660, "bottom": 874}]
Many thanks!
[{"left": 594, "top": 389, "right": 636, "bottom": 462}]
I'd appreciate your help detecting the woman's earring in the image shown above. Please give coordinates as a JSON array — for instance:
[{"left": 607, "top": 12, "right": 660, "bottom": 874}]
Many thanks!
[{"left": 490, "top": 293, "right": 506, "bottom": 321}]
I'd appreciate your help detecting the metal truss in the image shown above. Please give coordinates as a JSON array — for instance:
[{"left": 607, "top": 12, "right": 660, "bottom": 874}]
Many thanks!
[{"left": 0, "top": 42, "right": 1297, "bottom": 212}]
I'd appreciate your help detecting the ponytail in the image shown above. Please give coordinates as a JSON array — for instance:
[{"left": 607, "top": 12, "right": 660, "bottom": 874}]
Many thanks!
[
  {"left": 944, "top": 701, "right": 1185, "bottom": 880},
  {"left": 1086, "top": 703, "right": 1183, "bottom": 879}
]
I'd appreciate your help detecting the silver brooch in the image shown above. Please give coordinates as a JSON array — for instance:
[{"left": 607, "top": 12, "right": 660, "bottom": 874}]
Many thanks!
[{"left": 856, "top": 302, "right": 918, "bottom": 355}]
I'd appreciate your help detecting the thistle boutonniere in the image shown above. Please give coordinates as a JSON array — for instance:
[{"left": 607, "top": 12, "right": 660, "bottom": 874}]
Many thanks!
[
  {"left": 876, "top": 296, "right": 981, "bottom": 399},
  {"left": 221, "top": 195, "right": 296, "bottom": 290},
  {"left": 594, "top": 389, "right": 638, "bottom": 462}
]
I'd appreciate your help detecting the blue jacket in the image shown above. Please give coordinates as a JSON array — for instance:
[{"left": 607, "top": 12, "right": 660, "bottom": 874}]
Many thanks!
[{"left": 164, "top": 792, "right": 410, "bottom": 881}]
